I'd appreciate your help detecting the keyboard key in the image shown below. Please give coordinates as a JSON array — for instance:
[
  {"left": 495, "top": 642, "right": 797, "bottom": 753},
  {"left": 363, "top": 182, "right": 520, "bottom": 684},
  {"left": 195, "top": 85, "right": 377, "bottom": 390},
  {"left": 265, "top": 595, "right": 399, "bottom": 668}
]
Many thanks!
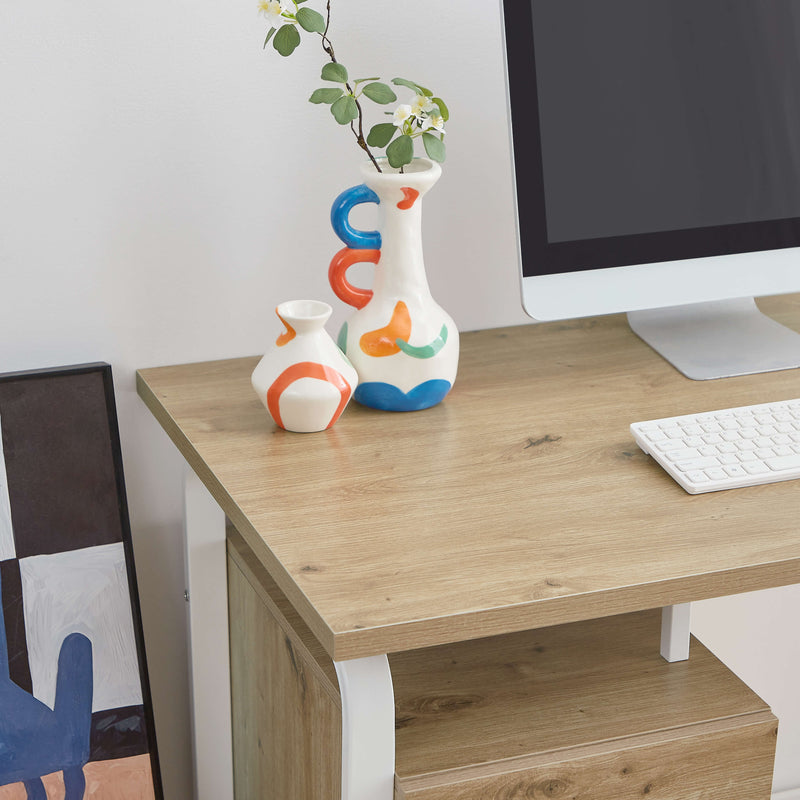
[
  {"left": 765, "top": 453, "right": 800, "bottom": 471},
  {"left": 723, "top": 464, "right": 747, "bottom": 478},
  {"left": 685, "top": 470, "right": 710, "bottom": 483},
  {"left": 675, "top": 457, "right": 722, "bottom": 471},
  {"left": 665, "top": 447, "right": 702, "bottom": 462},
  {"left": 742, "top": 461, "right": 770, "bottom": 475}
]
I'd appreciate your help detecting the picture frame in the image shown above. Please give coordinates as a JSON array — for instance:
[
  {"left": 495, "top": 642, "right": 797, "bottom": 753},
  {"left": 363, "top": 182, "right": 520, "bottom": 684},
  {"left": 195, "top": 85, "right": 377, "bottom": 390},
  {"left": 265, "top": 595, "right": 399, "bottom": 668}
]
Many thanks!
[{"left": 0, "top": 363, "right": 163, "bottom": 800}]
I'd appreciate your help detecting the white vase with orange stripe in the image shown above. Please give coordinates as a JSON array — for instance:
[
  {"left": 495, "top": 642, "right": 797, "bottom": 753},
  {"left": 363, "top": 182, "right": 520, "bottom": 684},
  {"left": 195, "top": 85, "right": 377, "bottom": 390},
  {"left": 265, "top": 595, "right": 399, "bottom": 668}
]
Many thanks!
[
  {"left": 251, "top": 300, "right": 358, "bottom": 433},
  {"left": 328, "top": 158, "right": 459, "bottom": 411}
]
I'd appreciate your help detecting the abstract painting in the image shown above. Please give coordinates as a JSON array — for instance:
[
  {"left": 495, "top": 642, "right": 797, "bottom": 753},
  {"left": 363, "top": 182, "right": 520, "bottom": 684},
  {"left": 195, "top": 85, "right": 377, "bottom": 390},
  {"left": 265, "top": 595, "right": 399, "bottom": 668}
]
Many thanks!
[{"left": 0, "top": 364, "right": 162, "bottom": 799}]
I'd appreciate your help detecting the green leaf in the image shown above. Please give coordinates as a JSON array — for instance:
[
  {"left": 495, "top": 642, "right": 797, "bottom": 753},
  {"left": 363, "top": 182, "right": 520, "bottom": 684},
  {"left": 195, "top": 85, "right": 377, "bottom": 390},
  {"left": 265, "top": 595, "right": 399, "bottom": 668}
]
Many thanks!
[
  {"left": 296, "top": 7, "right": 325, "bottom": 33},
  {"left": 321, "top": 62, "right": 348, "bottom": 83},
  {"left": 309, "top": 87, "right": 344, "bottom": 104},
  {"left": 263, "top": 27, "right": 276, "bottom": 48},
  {"left": 273, "top": 24, "right": 301, "bottom": 56},
  {"left": 386, "top": 134, "right": 414, "bottom": 168},
  {"left": 354, "top": 76, "right": 380, "bottom": 85},
  {"left": 331, "top": 94, "right": 358, "bottom": 124},
  {"left": 391, "top": 77, "right": 432, "bottom": 97},
  {"left": 422, "top": 133, "right": 446, "bottom": 162},
  {"left": 431, "top": 96, "right": 449, "bottom": 122},
  {"left": 367, "top": 122, "right": 398, "bottom": 148},
  {"left": 361, "top": 82, "right": 397, "bottom": 105}
]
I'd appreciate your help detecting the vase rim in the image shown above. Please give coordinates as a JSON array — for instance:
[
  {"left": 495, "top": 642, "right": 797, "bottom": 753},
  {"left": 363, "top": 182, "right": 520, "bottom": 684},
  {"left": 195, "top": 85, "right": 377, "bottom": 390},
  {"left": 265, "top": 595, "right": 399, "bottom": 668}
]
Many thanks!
[
  {"left": 276, "top": 299, "right": 332, "bottom": 323},
  {"left": 360, "top": 157, "right": 441, "bottom": 181}
]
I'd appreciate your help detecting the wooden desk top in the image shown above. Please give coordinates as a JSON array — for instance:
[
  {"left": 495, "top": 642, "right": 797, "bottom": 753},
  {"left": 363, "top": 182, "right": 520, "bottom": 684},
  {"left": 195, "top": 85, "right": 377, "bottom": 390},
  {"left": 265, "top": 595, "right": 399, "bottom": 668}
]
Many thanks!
[{"left": 137, "top": 295, "right": 800, "bottom": 661}]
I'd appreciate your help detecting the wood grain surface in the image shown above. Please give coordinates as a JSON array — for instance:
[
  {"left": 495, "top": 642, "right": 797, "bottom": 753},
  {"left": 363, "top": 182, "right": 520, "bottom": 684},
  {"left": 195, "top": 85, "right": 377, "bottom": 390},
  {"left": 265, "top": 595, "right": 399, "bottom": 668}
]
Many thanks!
[
  {"left": 389, "top": 609, "right": 772, "bottom": 782},
  {"left": 138, "top": 295, "right": 800, "bottom": 660},
  {"left": 225, "top": 542, "right": 776, "bottom": 800},
  {"left": 228, "top": 540, "right": 341, "bottom": 800}
]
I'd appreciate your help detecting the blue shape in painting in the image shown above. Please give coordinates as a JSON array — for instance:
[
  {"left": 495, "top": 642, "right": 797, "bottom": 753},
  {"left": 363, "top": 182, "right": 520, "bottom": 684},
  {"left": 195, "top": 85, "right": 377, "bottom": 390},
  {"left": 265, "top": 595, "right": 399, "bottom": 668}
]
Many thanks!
[
  {"left": 330, "top": 183, "right": 382, "bottom": 249},
  {"left": 0, "top": 569, "right": 93, "bottom": 800},
  {"left": 354, "top": 379, "right": 452, "bottom": 411}
]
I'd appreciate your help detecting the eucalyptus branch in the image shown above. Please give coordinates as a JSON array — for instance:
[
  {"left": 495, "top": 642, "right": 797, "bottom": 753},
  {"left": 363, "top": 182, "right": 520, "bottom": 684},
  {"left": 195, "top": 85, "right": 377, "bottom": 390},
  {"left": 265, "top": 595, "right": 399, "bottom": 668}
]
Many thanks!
[
  {"left": 259, "top": 0, "right": 449, "bottom": 171},
  {"left": 314, "top": 5, "right": 382, "bottom": 172}
]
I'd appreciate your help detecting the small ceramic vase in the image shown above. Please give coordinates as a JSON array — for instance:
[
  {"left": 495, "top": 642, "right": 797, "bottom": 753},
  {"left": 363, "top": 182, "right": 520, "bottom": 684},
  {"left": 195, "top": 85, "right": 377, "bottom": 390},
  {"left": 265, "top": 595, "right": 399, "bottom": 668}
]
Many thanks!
[
  {"left": 328, "top": 158, "right": 459, "bottom": 411},
  {"left": 251, "top": 300, "right": 358, "bottom": 433}
]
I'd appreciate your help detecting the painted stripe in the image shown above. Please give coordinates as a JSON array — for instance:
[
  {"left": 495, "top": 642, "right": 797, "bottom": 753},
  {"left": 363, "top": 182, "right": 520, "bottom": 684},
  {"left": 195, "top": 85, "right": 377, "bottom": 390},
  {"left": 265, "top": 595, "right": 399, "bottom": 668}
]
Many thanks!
[
  {"left": 275, "top": 308, "right": 297, "bottom": 347},
  {"left": 396, "top": 324, "right": 449, "bottom": 359},
  {"left": 397, "top": 187, "right": 420, "bottom": 209},
  {"left": 266, "top": 362, "right": 353, "bottom": 430}
]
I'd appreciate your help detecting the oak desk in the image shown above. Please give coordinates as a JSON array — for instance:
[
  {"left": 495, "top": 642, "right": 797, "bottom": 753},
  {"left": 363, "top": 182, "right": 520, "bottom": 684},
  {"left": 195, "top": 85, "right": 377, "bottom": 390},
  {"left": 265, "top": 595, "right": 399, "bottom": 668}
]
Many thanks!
[{"left": 137, "top": 293, "right": 800, "bottom": 800}]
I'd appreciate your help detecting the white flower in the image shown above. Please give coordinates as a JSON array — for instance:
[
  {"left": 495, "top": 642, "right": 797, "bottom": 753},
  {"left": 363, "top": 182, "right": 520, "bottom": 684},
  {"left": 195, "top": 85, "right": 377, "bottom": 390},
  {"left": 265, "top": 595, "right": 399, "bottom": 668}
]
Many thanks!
[
  {"left": 422, "top": 113, "right": 445, "bottom": 133},
  {"left": 411, "top": 94, "right": 435, "bottom": 117},
  {"left": 393, "top": 104, "right": 413, "bottom": 128},
  {"left": 258, "top": 0, "right": 288, "bottom": 28}
]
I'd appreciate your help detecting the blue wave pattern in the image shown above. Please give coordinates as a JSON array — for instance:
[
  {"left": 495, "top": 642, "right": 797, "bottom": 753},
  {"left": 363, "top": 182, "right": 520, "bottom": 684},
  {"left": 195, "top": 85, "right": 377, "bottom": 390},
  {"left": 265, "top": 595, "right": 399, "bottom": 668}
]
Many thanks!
[{"left": 354, "top": 380, "right": 452, "bottom": 412}]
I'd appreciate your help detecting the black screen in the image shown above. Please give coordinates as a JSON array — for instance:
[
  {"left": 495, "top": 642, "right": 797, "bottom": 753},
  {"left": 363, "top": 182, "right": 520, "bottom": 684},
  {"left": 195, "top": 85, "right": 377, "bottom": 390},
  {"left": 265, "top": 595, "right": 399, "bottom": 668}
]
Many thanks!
[{"left": 505, "top": 0, "right": 800, "bottom": 275}]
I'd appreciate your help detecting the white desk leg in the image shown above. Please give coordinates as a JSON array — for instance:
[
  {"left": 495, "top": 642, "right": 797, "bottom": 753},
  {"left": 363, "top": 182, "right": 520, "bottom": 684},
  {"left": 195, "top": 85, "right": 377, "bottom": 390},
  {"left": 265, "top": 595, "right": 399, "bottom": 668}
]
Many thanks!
[
  {"left": 660, "top": 603, "right": 691, "bottom": 662},
  {"left": 334, "top": 654, "right": 395, "bottom": 800},
  {"left": 183, "top": 466, "right": 234, "bottom": 800}
]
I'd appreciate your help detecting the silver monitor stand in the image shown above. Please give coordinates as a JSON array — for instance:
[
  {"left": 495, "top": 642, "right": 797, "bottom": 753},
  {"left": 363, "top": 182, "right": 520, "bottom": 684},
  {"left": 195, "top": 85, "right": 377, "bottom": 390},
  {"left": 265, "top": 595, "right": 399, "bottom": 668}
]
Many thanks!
[{"left": 627, "top": 297, "right": 800, "bottom": 380}]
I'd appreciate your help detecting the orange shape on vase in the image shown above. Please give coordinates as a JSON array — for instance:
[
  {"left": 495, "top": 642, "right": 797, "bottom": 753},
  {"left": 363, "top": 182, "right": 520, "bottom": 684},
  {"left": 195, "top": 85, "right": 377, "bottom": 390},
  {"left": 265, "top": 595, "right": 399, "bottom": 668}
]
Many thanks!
[
  {"left": 275, "top": 309, "right": 297, "bottom": 346},
  {"left": 267, "top": 361, "right": 353, "bottom": 430},
  {"left": 397, "top": 187, "right": 420, "bottom": 209},
  {"left": 360, "top": 301, "right": 412, "bottom": 357}
]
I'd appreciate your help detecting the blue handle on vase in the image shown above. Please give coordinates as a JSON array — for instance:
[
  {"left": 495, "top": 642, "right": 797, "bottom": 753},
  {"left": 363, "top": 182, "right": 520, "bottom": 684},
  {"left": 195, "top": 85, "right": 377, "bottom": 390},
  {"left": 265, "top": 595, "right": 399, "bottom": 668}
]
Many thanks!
[{"left": 330, "top": 184, "right": 382, "bottom": 249}]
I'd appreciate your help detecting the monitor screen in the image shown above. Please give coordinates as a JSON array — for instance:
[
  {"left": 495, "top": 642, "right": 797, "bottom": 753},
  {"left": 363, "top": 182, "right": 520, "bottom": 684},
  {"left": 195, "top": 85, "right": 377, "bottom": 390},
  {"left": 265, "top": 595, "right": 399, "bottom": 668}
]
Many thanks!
[{"left": 503, "top": 0, "right": 800, "bottom": 320}]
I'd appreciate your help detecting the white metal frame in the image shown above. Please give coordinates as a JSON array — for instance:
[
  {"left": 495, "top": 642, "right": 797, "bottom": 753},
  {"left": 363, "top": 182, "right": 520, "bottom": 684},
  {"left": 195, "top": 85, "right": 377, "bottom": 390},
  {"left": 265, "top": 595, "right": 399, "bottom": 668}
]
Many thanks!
[
  {"left": 334, "top": 655, "right": 396, "bottom": 800},
  {"left": 661, "top": 603, "right": 692, "bottom": 662},
  {"left": 182, "top": 466, "right": 234, "bottom": 800}
]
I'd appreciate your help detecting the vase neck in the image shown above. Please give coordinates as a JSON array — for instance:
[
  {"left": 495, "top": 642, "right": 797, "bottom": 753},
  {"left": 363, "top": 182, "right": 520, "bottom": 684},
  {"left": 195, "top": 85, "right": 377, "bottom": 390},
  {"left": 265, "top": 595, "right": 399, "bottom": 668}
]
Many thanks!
[{"left": 362, "top": 160, "right": 441, "bottom": 302}]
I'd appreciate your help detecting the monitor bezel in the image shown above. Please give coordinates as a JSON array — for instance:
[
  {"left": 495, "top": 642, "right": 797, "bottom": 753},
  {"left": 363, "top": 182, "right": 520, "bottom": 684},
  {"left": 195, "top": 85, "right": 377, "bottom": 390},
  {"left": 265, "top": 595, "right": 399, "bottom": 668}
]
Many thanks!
[{"left": 501, "top": 0, "right": 800, "bottom": 319}]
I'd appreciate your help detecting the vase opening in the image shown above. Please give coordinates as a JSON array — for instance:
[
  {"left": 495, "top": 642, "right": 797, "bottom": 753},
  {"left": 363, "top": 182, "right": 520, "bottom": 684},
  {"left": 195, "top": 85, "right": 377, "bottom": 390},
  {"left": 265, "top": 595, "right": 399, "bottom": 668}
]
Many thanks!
[{"left": 277, "top": 299, "right": 332, "bottom": 323}]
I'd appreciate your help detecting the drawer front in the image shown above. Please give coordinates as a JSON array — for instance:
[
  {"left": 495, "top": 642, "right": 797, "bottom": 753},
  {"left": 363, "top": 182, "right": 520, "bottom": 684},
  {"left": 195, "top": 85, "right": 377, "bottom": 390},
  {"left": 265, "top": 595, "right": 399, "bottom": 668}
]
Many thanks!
[{"left": 398, "top": 715, "right": 777, "bottom": 800}]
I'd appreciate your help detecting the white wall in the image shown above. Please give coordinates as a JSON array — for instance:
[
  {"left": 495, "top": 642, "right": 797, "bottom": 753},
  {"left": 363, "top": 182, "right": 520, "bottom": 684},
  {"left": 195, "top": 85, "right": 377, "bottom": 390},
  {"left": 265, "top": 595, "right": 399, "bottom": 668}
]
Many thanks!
[{"left": 1, "top": 1, "right": 797, "bottom": 796}]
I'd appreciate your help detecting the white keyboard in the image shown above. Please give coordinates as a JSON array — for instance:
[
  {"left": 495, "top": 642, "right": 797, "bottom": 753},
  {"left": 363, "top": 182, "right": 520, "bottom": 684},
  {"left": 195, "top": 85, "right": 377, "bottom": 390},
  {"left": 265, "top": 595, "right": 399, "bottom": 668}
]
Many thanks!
[{"left": 631, "top": 399, "right": 800, "bottom": 494}]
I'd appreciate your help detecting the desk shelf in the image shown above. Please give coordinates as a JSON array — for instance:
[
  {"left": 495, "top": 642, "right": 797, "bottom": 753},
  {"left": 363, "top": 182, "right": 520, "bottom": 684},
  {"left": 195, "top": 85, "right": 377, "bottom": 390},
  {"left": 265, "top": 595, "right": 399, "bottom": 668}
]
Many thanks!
[{"left": 227, "top": 529, "right": 776, "bottom": 800}]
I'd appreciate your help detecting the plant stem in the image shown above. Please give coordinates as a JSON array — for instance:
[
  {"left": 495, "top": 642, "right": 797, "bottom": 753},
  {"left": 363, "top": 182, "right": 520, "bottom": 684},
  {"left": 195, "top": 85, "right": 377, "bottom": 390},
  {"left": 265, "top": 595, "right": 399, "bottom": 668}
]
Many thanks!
[{"left": 319, "top": 0, "right": 382, "bottom": 172}]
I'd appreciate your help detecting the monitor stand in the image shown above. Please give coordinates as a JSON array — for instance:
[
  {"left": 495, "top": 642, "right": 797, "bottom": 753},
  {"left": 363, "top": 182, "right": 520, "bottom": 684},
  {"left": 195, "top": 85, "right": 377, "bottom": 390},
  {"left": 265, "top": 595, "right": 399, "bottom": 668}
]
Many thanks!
[{"left": 627, "top": 297, "right": 800, "bottom": 380}]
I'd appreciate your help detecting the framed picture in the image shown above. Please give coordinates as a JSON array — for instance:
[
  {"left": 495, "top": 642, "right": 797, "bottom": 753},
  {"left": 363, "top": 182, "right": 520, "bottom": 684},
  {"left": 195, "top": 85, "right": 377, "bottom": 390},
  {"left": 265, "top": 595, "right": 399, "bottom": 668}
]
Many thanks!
[{"left": 0, "top": 363, "right": 163, "bottom": 800}]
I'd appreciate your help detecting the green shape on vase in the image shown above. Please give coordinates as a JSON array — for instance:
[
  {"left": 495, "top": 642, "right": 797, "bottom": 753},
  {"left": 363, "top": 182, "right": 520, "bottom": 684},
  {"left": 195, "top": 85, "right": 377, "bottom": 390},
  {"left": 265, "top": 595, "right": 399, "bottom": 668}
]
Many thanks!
[{"left": 396, "top": 324, "right": 448, "bottom": 359}]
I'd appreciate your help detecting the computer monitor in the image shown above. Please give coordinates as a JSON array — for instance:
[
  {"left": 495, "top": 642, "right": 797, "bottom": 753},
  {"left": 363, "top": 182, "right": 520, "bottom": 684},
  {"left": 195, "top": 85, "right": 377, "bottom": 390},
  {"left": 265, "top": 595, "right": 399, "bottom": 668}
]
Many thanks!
[{"left": 501, "top": 0, "right": 800, "bottom": 379}]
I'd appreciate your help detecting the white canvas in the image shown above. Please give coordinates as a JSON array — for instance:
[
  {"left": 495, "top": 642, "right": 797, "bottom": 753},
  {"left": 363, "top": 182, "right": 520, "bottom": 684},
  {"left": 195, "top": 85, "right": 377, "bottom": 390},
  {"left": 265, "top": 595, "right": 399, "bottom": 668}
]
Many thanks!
[
  {"left": 0, "top": 414, "right": 16, "bottom": 561},
  {"left": 19, "top": 542, "right": 144, "bottom": 712}
]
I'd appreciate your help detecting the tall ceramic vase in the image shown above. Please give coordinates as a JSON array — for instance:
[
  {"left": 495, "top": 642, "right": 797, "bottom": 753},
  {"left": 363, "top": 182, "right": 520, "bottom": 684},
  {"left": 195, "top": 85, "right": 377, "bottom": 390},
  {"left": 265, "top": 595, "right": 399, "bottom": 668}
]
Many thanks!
[
  {"left": 328, "top": 158, "right": 459, "bottom": 411},
  {"left": 251, "top": 300, "right": 358, "bottom": 433}
]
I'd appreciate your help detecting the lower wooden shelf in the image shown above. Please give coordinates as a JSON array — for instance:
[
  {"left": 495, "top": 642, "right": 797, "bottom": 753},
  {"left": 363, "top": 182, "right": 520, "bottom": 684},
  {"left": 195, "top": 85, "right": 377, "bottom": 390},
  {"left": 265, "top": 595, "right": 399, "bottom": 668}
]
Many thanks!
[{"left": 226, "top": 529, "right": 777, "bottom": 800}]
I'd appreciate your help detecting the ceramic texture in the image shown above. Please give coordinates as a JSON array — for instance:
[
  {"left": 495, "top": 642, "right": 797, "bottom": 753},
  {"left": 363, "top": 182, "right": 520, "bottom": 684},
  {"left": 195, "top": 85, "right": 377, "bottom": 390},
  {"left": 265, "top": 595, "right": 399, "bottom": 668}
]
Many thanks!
[
  {"left": 251, "top": 300, "right": 358, "bottom": 433},
  {"left": 329, "top": 158, "right": 459, "bottom": 412}
]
